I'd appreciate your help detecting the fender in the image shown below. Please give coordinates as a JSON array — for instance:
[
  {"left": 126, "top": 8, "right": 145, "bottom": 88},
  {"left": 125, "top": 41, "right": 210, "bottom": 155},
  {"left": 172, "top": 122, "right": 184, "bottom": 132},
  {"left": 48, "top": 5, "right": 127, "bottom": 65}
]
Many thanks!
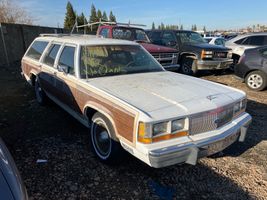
[
  {"left": 179, "top": 52, "right": 198, "bottom": 60},
  {"left": 83, "top": 101, "right": 119, "bottom": 141}
]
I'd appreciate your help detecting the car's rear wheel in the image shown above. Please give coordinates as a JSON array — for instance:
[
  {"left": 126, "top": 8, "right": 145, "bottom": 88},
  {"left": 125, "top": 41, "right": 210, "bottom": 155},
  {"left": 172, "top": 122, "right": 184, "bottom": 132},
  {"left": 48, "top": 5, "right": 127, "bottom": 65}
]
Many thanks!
[
  {"left": 35, "top": 77, "right": 48, "bottom": 105},
  {"left": 90, "top": 112, "right": 124, "bottom": 164},
  {"left": 180, "top": 56, "right": 197, "bottom": 75},
  {"left": 245, "top": 70, "right": 267, "bottom": 91}
]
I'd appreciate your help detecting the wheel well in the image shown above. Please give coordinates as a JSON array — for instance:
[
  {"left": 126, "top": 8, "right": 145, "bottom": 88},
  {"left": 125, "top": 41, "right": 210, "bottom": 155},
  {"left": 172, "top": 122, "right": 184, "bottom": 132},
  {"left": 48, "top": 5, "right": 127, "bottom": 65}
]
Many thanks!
[
  {"left": 245, "top": 69, "right": 266, "bottom": 79},
  {"left": 30, "top": 73, "right": 36, "bottom": 86},
  {"left": 179, "top": 53, "right": 197, "bottom": 63},
  {"left": 85, "top": 107, "right": 98, "bottom": 121},
  {"left": 232, "top": 53, "right": 240, "bottom": 62}
]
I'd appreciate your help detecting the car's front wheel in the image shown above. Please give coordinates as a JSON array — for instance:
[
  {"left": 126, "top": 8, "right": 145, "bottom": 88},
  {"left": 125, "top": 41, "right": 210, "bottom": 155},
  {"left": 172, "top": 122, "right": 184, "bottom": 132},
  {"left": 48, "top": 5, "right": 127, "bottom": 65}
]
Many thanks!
[
  {"left": 180, "top": 56, "right": 197, "bottom": 75},
  {"left": 245, "top": 70, "right": 267, "bottom": 91},
  {"left": 90, "top": 112, "right": 124, "bottom": 164}
]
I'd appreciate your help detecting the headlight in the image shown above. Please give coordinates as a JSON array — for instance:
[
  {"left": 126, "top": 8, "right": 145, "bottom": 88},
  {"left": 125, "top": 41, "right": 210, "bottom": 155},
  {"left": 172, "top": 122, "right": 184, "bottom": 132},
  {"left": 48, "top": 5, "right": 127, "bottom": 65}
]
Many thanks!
[
  {"left": 233, "top": 102, "right": 241, "bottom": 114},
  {"left": 240, "top": 98, "right": 247, "bottom": 110},
  {"left": 171, "top": 119, "right": 185, "bottom": 132},
  {"left": 201, "top": 50, "right": 213, "bottom": 59},
  {"left": 153, "top": 122, "right": 168, "bottom": 136},
  {"left": 138, "top": 119, "right": 189, "bottom": 144},
  {"left": 227, "top": 51, "right": 233, "bottom": 58},
  {"left": 233, "top": 98, "right": 247, "bottom": 117}
]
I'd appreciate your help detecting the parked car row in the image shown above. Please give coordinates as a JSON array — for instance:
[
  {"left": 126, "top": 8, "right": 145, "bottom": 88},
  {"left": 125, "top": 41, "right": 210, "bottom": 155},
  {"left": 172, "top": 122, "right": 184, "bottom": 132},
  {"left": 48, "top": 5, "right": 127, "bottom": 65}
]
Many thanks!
[{"left": 96, "top": 23, "right": 233, "bottom": 75}]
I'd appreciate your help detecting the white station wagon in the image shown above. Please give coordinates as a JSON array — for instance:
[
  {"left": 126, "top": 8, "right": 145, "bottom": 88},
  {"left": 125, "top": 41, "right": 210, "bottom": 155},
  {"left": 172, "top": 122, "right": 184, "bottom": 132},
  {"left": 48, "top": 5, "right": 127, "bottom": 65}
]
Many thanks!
[{"left": 21, "top": 34, "right": 252, "bottom": 168}]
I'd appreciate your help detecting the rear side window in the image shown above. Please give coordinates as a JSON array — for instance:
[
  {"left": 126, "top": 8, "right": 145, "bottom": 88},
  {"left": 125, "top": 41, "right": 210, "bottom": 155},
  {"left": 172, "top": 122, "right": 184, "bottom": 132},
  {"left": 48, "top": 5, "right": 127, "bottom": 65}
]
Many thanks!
[
  {"left": 26, "top": 41, "right": 48, "bottom": 60},
  {"left": 244, "top": 36, "right": 265, "bottom": 46},
  {"left": 99, "top": 28, "right": 110, "bottom": 38},
  {"left": 234, "top": 37, "right": 246, "bottom": 44},
  {"left": 260, "top": 48, "right": 267, "bottom": 56},
  {"left": 215, "top": 38, "right": 225, "bottom": 46},
  {"left": 58, "top": 46, "right": 75, "bottom": 75},
  {"left": 162, "top": 32, "right": 176, "bottom": 45},
  {"left": 43, "top": 44, "right": 61, "bottom": 67},
  {"left": 149, "top": 32, "right": 163, "bottom": 45}
]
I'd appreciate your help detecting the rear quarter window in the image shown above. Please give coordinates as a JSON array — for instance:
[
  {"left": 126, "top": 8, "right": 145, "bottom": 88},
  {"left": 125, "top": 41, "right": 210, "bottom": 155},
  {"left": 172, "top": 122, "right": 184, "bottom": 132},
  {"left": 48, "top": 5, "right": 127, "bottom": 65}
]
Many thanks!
[{"left": 26, "top": 40, "right": 49, "bottom": 60}]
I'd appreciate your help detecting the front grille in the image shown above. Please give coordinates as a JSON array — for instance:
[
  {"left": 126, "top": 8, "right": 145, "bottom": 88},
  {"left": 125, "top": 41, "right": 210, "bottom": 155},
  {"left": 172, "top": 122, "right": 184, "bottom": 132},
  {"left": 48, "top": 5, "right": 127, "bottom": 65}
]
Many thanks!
[
  {"left": 189, "top": 105, "right": 234, "bottom": 135},
  {"left": 152, "top": 53, "right": 178, "bottom": 65},
  {"left": 214, "top": 52, "right": 228, "bottom": 58}
]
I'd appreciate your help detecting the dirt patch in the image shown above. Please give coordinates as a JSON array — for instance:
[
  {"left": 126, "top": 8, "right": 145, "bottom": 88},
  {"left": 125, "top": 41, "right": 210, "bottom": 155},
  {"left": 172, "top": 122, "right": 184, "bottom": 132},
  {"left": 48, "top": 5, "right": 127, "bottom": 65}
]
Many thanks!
[{"left": 0, "top": 67, "right": 266, "bottom": 200}]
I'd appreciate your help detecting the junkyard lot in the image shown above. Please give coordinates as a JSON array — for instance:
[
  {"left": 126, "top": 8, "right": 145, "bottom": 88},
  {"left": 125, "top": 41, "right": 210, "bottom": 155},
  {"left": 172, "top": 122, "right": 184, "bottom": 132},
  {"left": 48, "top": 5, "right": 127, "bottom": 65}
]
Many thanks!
[{"left": 0, "top": 67, "right": 266, "bottom": 200}]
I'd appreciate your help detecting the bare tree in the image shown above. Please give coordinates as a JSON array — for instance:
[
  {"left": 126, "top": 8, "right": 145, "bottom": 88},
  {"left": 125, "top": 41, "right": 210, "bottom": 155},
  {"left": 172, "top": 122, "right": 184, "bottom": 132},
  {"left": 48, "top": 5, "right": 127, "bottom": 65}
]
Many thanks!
[{"left": 0, "top": 0, "right": 33, "bottom": 24}]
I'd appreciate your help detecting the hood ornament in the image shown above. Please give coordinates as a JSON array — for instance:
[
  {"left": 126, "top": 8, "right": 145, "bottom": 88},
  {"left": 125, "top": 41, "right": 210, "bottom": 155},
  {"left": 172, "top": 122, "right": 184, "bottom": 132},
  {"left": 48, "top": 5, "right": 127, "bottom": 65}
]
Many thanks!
[{"left": 207, "top": 95, "right": 218, "bottom": 101}]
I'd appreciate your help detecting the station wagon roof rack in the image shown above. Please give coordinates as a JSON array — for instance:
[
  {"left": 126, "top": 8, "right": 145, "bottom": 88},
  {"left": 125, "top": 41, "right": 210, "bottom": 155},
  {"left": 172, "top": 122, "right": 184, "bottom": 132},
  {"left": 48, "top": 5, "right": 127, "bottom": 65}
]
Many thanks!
[
  {"left": 71, "top": 18, "right": 146, "bottom": 34},
  {"left": 39, "top": 33, "right": 71, "bottom": 37}
]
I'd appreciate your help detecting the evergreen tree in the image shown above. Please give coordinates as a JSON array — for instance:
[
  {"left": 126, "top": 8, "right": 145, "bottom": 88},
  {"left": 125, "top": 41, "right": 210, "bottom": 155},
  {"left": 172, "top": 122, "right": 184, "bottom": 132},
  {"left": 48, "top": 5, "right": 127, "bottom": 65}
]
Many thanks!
[
  {"left": 109, "top": 11, "right": 116, "bottom": 22},
  {"left": 77, "top": 12, "right": 87, "bottom": 26},
  {"left": 64, "top": 1, "right": 76, "bottom": 30},
  {"left": 97, "top": 9, "right": 102, "bottom": 21},
  {"left": 89, "top": 4, "right": 97, "bottom": 23},
  {"left": 152, "top": 22, "right": 155, "bottom": 30},
  {"left": 102, "top": 11, "right": 108, "bottom": 21},
  {"left": 89, "top": 4, "right": 97, "bottom": 32},
  {"left": 160, "top": 22, "right": 165, "bottom": 30},
  {"left": 203, "top": 26, "right": 206, "bottom": 32},
  {"left": 77, "top": 12, "right": 87, "bottom": 32}
]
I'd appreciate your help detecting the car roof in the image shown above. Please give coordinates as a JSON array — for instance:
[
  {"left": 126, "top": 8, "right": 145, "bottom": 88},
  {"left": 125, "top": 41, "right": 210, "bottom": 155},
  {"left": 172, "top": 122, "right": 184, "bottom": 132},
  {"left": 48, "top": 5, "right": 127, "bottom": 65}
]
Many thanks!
[
  {"left": 35, "top": 34, "right": 139, "bottom": 46},
  {"left": 204, "top": 37, "right": 222, "bottom": 39},
  {"left": 229, "top": 32, "right": 267, "bottom": 42},
  {"left": 147, "top": 29, "right": 196, "bottom": 33}
]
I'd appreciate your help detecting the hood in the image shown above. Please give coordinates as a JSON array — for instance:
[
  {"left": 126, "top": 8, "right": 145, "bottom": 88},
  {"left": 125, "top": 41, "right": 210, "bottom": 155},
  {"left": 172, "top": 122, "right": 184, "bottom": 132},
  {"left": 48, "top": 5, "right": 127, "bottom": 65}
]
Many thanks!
[
  {"left": 87, "top": 72, "right": 244, "bottom": 120},
  {"left": 184, "top": 42, "right": 230, "bottom": 51},
  {"left": 140, "top": 43, "right": 178, "bottom": 53}
]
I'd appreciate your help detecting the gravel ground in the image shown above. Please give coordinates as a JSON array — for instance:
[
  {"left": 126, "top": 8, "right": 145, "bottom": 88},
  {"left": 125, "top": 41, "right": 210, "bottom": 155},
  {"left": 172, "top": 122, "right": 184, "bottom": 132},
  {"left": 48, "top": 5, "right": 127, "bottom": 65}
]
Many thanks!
[{"left": 0, "top": 67, "right": 266, "bottom": 200}]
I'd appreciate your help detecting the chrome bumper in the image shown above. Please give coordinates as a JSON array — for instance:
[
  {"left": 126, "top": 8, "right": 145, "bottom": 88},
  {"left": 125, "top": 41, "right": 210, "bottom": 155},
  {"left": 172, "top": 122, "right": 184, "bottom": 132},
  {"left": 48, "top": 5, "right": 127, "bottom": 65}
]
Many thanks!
[
  {"left": 197, "top": 59, "right": 233, "bottom": 70},
  {"left": 148, "top": 113, "right": 252, "bottom": 168}
]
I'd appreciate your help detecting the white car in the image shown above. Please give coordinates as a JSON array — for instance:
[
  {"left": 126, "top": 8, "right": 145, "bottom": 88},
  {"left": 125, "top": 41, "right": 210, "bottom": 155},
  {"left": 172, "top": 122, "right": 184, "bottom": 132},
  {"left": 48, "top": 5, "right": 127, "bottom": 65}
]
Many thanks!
[
  {"left": 21, "top": 34, "right": 252, "bottom": 168},
  {"left": 225, "top": 33, "right": 267, "bottom": 64},
  {"left": 204, "top": 37, "right": 225, "bottom": 47}
]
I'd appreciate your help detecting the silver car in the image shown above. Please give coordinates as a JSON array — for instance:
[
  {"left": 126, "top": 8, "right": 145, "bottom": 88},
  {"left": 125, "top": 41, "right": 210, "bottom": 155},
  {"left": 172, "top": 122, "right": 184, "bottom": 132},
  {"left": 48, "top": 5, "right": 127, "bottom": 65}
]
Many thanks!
[
  {"left": 0, "top": 138, "right": 28, "bottom": 200},
  {"left": 225, "top": 33, "right": 267, "bottom": 64}
]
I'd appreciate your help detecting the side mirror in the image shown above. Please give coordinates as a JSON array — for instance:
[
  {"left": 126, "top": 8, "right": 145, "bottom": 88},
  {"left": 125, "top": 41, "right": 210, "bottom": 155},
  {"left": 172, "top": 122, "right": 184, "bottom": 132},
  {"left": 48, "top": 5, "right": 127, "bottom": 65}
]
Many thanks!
[
  {"left": 167, "top": 40, "right": 177, "bottom": 46},
  {"left": 58, "top": 64, "right": 69, "bottom": 74}
]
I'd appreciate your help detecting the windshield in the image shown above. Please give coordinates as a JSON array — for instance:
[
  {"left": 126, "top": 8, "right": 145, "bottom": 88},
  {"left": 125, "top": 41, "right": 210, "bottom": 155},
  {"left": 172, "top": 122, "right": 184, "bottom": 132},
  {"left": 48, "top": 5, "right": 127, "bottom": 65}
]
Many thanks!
[
  {"left": 112, "top": 27, "right": 150, "bottom": 42},
  {"left": 178, "top": 32, "right": 206, "bottom": 44},
  {"left": 204, "top": 38, "right": 212, "bottom": 43},
  {"left": 80, "top": 45, "right": 163, "bottom": 79}
]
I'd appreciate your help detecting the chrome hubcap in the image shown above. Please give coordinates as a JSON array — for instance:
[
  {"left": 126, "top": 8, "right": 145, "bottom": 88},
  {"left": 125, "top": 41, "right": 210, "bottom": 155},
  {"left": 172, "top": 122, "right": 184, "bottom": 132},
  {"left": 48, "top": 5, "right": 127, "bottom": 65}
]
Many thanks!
[{"left": 247, "top": 74, "right": 263, "bottom": 89}]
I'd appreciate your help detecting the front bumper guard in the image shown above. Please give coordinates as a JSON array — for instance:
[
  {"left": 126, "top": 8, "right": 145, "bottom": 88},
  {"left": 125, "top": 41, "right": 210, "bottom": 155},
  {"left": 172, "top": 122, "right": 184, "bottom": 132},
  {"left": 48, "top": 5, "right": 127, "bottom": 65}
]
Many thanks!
[{"left": 197, "top": 59, "right": 233, "bottom": 70}]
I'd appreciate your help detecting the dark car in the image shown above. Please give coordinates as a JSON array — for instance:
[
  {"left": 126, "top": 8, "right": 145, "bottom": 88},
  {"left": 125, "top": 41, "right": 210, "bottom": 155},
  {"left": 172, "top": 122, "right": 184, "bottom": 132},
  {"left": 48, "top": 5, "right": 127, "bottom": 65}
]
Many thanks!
[
  {"left": 0, "top": 138, "right": 28, "bottom": 200},
  {"left": 146, "top": 30, "right": 233, "bottom": 75},
  {"left": 97, "top": 25, "right": 180, "bottom": 71},
  {"left": 235, "top": 46, "right": 267, "bottom": 91}
]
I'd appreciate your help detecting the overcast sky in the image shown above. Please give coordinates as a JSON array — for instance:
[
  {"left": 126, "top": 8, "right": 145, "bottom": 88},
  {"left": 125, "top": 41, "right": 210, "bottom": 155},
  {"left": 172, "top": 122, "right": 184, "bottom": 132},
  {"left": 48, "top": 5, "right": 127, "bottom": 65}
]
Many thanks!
[{"left": 18, "top": 0, "right": 267, "bottom": 30}]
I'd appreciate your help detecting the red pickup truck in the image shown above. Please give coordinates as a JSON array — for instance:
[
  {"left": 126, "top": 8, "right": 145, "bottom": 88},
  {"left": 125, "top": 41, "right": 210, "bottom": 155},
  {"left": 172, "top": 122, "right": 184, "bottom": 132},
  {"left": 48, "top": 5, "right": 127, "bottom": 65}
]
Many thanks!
[{"left": 97, "top": 25, "right": 179, "bottom": 71}]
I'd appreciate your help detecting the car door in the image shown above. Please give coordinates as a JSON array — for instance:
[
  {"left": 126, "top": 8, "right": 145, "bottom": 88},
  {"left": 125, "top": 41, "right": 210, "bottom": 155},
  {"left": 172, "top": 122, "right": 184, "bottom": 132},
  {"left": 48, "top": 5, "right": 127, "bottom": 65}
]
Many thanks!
[
  {"left": 260, "top": 48, "right": 267, "bottom": 70},
  {"left": 54, "top": 44, "right": 77, "bottom": 110},
  {"left": 162, "top": 31, "right": 178, "bottom": 49},
  {"left": 40, "top": 42, "right": 62, "bottom": 98}
]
